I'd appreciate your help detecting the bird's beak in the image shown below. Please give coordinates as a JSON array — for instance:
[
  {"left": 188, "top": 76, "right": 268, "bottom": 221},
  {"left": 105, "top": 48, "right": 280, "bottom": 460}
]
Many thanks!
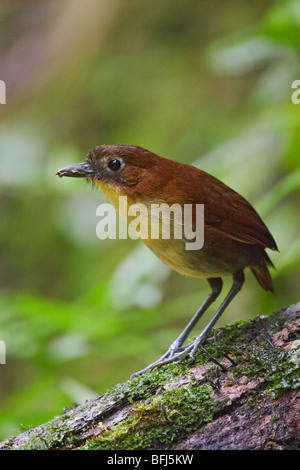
[{"left": 56, "top": 162, "right": 95, "bottom": 178}]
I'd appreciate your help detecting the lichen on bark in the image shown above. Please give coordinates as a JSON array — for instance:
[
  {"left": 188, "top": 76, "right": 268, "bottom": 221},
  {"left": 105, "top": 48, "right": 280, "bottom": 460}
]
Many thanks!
[{"left": 0, "top": 303, "right": 299, "bottom": 450}]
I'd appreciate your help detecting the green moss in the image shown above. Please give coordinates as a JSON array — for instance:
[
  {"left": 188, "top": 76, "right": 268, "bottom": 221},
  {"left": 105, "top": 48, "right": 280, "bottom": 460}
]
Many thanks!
[
  {"left": 211, "top": 316, "right": 300, "bottom": 394},
  {"left": 81, "top": 382, "right": 215, "bottom": 450},
  {"left": 106, "top": 361, "right": 191, "bottom": 403},
  {"left": 19, "top": 420, "right": 75, "bottom": 450},
  {"left": 7, "top": 309, "right": 299, "bottom": 450},
  {"left": 92, "top": 313, "right": 299, "bottom": 451}
]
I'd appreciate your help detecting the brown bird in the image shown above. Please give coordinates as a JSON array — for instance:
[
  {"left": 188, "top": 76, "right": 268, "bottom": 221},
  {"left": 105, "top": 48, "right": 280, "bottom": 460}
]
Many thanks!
[{"left": 57, "top": 145, "right": 278, "bottom": 377}]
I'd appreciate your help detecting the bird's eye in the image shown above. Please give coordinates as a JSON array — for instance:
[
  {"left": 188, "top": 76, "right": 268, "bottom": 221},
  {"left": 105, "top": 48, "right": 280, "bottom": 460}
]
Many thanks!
[
  {"left": 107, "top": 158, "right": 121, "bottom": 171},
  {"left": 108, "top": 158, "right": 122, "bottom": 171}
]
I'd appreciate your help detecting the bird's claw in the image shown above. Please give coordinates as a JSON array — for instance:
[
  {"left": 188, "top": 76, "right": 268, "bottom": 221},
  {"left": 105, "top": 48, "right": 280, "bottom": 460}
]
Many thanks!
[{"left": 130, "top": 340, "right": 200, "bottom": 379}]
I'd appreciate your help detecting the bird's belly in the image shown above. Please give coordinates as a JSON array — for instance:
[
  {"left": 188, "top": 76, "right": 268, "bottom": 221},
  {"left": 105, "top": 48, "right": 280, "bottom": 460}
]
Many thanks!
[
  {"left": 107, "top": 194, "right": 252, "bottom": 278},
  {"left": 143, "top": 238, "right": 231, "bottom": 278},
  {"left": 143, "top": 230, "right": 252, "bottom": 278}
]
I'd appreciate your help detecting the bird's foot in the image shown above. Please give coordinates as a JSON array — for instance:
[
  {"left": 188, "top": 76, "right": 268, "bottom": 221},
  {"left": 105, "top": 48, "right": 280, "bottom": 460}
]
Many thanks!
[
  {"left": 130, "top": 330, "right": 221, "bottom": 379},
  {"left": 130, "top": 348, "right": 189, "bottom": 379},
  {"left": 130, "top": 338, "right": 203, "bottom": 379}
]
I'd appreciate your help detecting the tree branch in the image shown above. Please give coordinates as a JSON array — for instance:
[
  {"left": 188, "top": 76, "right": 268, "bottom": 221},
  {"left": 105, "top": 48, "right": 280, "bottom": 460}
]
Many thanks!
[{"left": 1, "top": 304, "right": 299, "bottom": 450}]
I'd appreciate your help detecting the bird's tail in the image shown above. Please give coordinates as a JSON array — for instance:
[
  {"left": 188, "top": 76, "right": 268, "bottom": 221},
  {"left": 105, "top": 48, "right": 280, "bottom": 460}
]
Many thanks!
[{"left": 250, "top": 251, "right": 275, "bottom": 292}]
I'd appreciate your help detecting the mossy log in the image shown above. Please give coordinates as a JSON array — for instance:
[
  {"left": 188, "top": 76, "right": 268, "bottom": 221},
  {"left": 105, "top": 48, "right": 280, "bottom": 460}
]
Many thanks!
[{"left": 1, "top": 304, "right": 299, "bottom": 451}]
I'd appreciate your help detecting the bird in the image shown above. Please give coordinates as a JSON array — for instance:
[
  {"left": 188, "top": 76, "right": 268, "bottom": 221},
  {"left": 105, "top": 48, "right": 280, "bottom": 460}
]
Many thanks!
[{"left": 57, "top": 144, "right": 278, "bottom": 377}]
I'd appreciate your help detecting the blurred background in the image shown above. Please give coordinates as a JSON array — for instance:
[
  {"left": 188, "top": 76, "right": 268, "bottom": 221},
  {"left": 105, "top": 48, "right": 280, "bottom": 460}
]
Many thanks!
[{"left": 0, "top": 0, "right": 299, "bottom": 441}]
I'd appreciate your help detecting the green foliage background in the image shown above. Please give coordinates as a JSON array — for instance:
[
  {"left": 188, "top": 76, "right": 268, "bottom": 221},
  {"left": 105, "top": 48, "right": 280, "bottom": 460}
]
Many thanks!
[{"left": 0, "top": 0, "right": 299, "bottom": 440}]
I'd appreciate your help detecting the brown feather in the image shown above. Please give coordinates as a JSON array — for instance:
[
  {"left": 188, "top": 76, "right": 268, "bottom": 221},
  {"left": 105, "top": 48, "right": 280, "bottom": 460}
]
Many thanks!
[{"left": 86, "top": 145, "right": 277, "bottom": 290}]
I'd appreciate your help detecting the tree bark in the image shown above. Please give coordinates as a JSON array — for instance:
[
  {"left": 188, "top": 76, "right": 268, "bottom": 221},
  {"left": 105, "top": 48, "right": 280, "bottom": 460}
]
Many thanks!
[{"left": 1, "top": 304, "right": 299, "bottom": 451}]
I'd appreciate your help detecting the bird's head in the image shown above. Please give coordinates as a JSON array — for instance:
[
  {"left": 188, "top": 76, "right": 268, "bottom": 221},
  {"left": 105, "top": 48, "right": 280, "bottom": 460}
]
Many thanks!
[{"left": 56, "top": 144, "right": 175, "bottom": 205}]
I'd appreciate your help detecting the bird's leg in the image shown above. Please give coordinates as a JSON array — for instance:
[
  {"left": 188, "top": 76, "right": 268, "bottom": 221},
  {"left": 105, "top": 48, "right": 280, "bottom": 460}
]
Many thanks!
[
  {"left": 189, "top": 271, "right": 244, "bottom": 357},
  {"left": 165, "top": 277, "right": 223, "bottom": 357},
  {"left": 130, "top": 277, "right": 223, "bottom": 379}
]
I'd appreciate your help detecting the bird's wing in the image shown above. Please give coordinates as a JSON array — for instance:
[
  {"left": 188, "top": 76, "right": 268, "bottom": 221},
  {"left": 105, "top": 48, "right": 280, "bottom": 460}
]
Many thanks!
[{"left": 173, "top": 166, "right": 278, "bottom": 251}]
